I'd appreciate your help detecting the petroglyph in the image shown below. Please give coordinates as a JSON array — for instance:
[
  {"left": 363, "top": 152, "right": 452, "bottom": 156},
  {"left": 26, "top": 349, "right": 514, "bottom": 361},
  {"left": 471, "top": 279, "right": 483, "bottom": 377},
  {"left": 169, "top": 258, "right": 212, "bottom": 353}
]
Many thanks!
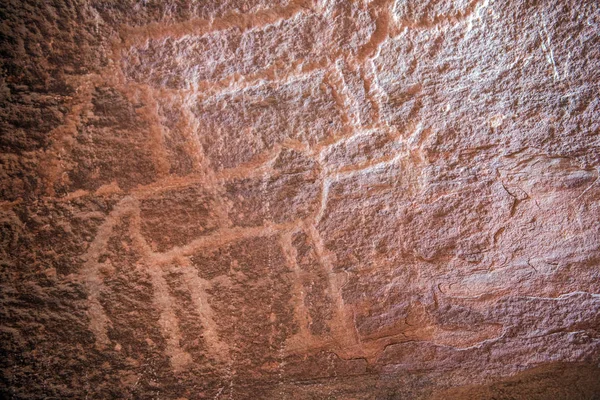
[{"left": 3, "top": 0, "right": 600, "bottom": 398}]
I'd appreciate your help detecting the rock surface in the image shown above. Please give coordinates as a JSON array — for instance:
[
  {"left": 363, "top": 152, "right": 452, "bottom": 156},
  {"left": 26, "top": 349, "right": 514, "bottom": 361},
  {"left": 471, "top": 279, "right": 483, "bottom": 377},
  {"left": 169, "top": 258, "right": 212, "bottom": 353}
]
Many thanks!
[{"left": 1, "top": 0, "right": 600, "bottom": 398}]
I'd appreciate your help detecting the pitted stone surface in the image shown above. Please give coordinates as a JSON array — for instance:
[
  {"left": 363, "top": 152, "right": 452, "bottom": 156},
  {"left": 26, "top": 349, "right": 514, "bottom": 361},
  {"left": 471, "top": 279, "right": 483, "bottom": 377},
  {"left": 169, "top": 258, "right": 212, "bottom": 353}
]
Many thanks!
[{"left": 1, "top": 0, "right": 600, "bottom": 399}]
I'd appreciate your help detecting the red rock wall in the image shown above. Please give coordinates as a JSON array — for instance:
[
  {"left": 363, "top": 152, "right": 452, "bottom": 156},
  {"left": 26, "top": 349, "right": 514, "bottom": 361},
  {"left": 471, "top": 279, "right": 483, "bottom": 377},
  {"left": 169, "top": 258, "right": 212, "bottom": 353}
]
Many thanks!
[{"left": 1, "top": 0, "right": 600, "bottom": 398}]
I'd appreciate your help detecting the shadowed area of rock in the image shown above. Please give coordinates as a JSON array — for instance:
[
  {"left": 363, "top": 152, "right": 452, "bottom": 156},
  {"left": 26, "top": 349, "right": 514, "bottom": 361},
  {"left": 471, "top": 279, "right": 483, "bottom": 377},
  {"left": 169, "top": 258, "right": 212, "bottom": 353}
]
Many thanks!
[{"left": 1, "top": 0, "right": 599, "bottom": 398}]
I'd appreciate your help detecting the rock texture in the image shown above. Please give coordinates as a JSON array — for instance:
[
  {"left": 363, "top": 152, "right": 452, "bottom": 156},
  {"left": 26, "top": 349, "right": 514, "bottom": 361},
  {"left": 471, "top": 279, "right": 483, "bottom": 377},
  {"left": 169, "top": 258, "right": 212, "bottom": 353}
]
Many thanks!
[{"left": 1, "top": 0, "right": 600, "bottom": 398}]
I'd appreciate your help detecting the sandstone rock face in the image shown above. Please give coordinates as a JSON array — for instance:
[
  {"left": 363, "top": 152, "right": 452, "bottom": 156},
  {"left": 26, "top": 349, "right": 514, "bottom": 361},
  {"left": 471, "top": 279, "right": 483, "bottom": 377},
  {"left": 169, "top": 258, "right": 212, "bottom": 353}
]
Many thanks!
[{"left": 1, "top": 0, "right": 600, "bottom": 398}]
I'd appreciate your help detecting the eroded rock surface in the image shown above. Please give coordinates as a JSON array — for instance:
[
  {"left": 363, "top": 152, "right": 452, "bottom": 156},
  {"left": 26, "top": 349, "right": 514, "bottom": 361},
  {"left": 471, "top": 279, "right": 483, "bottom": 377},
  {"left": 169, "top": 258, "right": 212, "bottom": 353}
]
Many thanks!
[{"left": 1, "top": 0, "right": 599, "bottom": 398}]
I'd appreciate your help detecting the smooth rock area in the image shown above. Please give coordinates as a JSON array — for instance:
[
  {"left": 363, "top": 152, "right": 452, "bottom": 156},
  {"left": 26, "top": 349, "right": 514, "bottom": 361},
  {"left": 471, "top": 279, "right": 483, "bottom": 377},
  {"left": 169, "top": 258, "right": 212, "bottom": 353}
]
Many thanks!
[{"left": 1, "top": 0, "right": 599, "bottom": 398}]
